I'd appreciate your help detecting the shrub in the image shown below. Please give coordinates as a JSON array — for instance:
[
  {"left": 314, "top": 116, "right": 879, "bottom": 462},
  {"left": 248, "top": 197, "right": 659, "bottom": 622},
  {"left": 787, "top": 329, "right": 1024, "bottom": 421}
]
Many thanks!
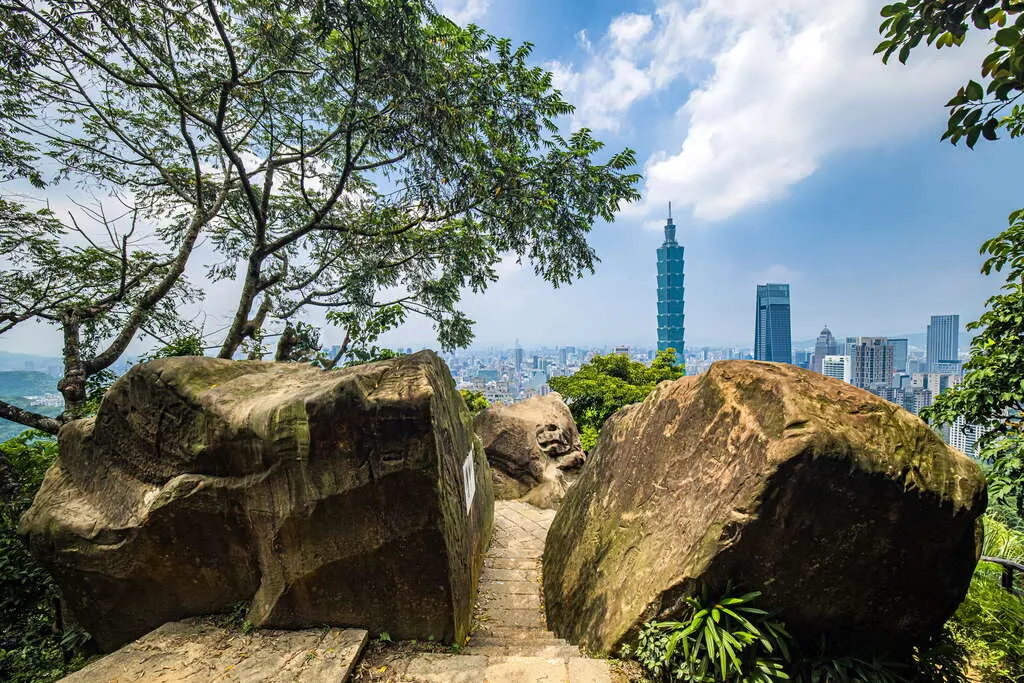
[
  {"left": 459, "top": 389, "right": 490, "bottom": 416},
  {"left": 548, "top": 348, "right": 683, "bottom": 451},
  {"left": 941, "top": 516, "right": 1024, "bottom": 681},
  {"left": 624, "top": 582, "right": 1018, "bottom": 683},
  {"left": 627, "top": 587, "right": 791, "bottom": 682},
  {"left": 0, "top": 431, "right": 91, "bottom": 682}
]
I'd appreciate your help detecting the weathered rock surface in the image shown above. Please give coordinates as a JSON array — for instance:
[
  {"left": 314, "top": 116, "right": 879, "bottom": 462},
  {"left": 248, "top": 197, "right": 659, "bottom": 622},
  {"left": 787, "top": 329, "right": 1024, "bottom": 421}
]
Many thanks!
[
  {"left": 60, "top": 619, "right": 368, "bottom": 682},
  {"left": 473, "top": 393, "right": 585, "bottom": 509},
  {"left": 22, "top": 351, "right": 493, "bottom": 652},
  {"left": 543, "top": 360, "right": 987, "bottom": 657}
]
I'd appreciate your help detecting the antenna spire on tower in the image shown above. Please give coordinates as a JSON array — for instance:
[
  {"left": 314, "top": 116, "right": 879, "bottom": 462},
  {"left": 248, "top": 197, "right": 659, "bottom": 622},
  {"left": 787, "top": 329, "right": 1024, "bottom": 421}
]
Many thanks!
[{"left": 668, "top": 201, "right": 672, "bottom": 219}]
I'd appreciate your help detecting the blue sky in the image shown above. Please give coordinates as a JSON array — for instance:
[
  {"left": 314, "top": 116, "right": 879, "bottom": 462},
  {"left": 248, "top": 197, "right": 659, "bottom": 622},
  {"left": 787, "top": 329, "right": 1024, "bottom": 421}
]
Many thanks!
[
  {"left": 1, "top": 0, "right": 1019, "bottom": 358},
  {"left": 391, "top": 0, "right": 1021, "bottom": 350}
]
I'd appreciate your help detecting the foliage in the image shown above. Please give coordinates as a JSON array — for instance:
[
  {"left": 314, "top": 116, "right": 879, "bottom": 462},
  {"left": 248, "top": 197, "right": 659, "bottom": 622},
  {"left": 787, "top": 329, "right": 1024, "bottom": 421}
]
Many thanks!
[
  {"left": 621, "top": 573, "right": 1024, "bottom": 683},
  {"left": 137, "top": 334, "right": 206, "bottom": 364},
  {"left": 0, "top": 0, "right": 640, "bottom": 434},
  {"left": 0, "top": 431, "right": 90, "bottom": 682},
  {"left": 629, "top": 588, "right": 791, "bottom": 683},
  {"left": 877, "top": 0, "right": 1024, "bottom": 517},
  {"left": 548, "top": 348, "right": 683, "bottom": 451},
  {"left": 932, "top": 516, "right": 1024, "bottom": 681},
  {"left": 877, "top": 0, "right": 1024, "bottom": 148},
  {"left": 459, "top": 389, "right": 489, "bottom": 415}
]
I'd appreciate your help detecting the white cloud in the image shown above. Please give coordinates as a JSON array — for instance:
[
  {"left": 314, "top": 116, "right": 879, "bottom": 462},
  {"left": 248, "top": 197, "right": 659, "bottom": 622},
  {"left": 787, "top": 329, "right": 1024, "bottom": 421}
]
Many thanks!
[
  {"left": 609, "top": 13, "right": 655, "bottom": 56},
  {"left": 555, "top": 0, "right": 987, "bottom": 222},
  {"left": 435, "top": 0, "right": 490, "bottom": 25}
]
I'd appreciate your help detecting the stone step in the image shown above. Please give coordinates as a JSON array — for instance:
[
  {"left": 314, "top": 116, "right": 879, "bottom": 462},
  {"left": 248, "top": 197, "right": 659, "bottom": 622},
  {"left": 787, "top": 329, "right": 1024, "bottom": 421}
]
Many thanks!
[
  {"left": 477, "top": 590, "right": 542, "bottom": 611},
  {"left": 389, "top": 653, "right": 612, "bottom": 682},
  {"left": 484, "top": 556, "right": 538, "bottom": 570},
  {"left": 475, "top": 608, "right": 546, "bottom": 629},
  {"left": 467, "top": 635, "right": 571, "bottom": 650},
  {"left": 470, "top": 625, "right": 562, "bottom": 641},
  {"left": 463, "top": 643, "right": 580, "bottom": 658},
  {"left": 481, "top": 567, "right": 540, "bottom": 582},
  {"left": 465, "top": 634, "right": 579, "bottom": 658}
]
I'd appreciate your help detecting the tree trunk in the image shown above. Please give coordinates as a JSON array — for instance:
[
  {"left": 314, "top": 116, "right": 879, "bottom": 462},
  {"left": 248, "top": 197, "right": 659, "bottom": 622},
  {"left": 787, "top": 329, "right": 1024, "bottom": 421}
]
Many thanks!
[{"left": 57, "top": 312, "right": 87, "bottom": 420}]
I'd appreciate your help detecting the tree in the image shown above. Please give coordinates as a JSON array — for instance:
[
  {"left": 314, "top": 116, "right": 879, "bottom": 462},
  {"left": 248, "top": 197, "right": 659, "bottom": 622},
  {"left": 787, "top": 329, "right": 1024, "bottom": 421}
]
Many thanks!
[
  {"left": 877, "top": 0, "right": 1024, "bottom": 517},
  {"left": 0, "top": 0, "right": 641, "bottom": 435},
  {"left": 548, "top": 349, "right": 683, "bottom": 451},
  {"left": 459, "top": 389, "right": 489, "bottom": 415}
]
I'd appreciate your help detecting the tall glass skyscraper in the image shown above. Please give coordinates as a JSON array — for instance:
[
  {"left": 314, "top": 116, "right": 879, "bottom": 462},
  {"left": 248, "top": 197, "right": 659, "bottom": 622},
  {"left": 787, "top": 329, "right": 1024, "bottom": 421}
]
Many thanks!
[
  {"left": 754, "top": 284, "right": 792, "bottom": 364},
  {"left": 926, "top": 314, "right": 959, "bottom": 372},
  {"left": 656, "top": 211, "right": 684, "bottom": 365}
]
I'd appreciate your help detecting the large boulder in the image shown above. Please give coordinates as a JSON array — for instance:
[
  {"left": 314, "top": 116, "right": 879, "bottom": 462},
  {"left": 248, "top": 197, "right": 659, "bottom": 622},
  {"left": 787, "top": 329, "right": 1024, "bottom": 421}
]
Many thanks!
[
  {"left": 543, "top": 360, "right": 986, "bottom": 657},
  {"left": 473, "top": 393, "right": 585, "bottom": 509},
  {"left": 21, "top": 351, "right": 493, "bottom": 652}
]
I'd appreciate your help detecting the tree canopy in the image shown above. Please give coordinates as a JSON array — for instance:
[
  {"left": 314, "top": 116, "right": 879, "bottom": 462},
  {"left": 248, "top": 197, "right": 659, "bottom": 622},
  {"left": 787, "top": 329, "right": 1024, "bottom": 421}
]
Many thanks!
[
  {"left": 548, "top": 349, "right": 683, "bottom": 451},
  {"left": 0, "top": 0, "right": 640, "bottom": 434},
  {"left": 877, "top": 0, "right": 1024, "bottom": 516}
]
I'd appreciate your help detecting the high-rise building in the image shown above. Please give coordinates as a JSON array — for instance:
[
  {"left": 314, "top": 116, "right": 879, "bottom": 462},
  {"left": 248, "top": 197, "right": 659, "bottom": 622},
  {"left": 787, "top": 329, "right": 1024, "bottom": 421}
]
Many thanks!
[
  {"left": 947, "top": 416, "right": 988, "bottom": 459},
  {"left": 927, "top": 314, "right": 959, "bottom": 372},
  {"left": 514, "top": 342, "right": 524, "bottom": 374},
  {"left": 849, "top": 337, "right": 894, "bottom": 390},
  {"left": 613, "top": 345, "right": 630, "bottom": 356},
  {"left": 754, "top": 284, "right": 792, "bottom": 364},
  {"left": 889, "top": 338, "right": 908, "bottom": 374},
  {"left": 811, "top": 325, "right": 838, "bottom": 373},
  {"left": 657, "top": 208, "right": 685, "bottom": 365},
  {"left": 906, "top": 387, "right": 933, "bottom": 415},
  {"left": 822, "top": 355, "right": 851, "bottom": 383}
]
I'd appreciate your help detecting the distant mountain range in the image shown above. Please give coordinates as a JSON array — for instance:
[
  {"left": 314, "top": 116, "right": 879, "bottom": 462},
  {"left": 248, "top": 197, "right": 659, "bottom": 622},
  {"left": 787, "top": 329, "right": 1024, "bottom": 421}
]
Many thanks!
[{"left": 0, "top": 350, "right": 63, "bottom": 373}]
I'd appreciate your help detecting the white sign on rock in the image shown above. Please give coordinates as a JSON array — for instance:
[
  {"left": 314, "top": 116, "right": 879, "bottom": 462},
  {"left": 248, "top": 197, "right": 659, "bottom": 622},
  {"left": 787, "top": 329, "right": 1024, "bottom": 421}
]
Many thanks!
[{"left": 463, "top": 448, "right": 476, "bottom": 513}]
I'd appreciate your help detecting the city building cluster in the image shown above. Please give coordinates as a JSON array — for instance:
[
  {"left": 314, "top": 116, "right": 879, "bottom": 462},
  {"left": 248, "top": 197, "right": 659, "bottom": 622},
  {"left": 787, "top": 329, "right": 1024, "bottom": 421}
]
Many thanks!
[
  {"left": 750, "top": 283, "right": 981, "bottom": 457},
  {"left": 654, "top": 209, "right": 983, "bottom": 459},
  {"left": 444, "top": 343, "right": 660, "bottom": 406}
]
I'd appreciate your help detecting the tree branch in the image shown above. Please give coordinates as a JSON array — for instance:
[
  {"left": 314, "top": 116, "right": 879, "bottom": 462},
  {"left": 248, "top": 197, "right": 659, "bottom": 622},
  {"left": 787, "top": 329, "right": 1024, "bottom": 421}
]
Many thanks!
[{"left": 0, "top": 400, "right": 61, "bottom": 435}]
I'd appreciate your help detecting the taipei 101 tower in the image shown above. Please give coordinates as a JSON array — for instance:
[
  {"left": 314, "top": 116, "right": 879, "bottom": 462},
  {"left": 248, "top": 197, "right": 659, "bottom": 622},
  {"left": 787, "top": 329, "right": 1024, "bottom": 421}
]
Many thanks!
[{"left": 656, "top": 204, "right": 685, "bottom": 366}]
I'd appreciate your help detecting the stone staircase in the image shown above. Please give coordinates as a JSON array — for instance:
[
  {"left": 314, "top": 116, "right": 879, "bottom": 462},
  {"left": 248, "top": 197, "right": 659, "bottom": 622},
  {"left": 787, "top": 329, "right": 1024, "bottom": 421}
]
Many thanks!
[{"left": 372, "top": 500, "right": 612, "bottom": 682}]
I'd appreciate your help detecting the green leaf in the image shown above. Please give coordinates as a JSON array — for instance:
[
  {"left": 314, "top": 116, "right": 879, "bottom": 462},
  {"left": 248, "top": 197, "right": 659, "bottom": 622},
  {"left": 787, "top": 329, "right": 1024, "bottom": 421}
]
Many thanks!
[{"left": 995, "top": 27, "right": 1020, "bottom": 47}]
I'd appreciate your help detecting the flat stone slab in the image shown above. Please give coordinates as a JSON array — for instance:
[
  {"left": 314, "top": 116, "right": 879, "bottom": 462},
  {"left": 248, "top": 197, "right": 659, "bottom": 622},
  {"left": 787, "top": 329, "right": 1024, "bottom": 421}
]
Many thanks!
[{"left": 61, "top": 618, "right": 368, "bottom": 682}]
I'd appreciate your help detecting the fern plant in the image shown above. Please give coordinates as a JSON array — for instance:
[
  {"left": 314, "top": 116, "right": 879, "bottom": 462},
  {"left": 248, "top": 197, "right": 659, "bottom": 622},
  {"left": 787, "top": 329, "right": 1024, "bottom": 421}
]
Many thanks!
[{"left": 633, "top": 587, "right": 792, "bottom": 682}]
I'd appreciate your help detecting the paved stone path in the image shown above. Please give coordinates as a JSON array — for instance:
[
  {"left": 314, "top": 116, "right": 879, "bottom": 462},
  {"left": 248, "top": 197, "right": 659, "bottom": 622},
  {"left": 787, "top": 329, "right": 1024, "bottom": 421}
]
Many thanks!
[{"left": 372, "top": 500, "right": 612, "bottom": 682}]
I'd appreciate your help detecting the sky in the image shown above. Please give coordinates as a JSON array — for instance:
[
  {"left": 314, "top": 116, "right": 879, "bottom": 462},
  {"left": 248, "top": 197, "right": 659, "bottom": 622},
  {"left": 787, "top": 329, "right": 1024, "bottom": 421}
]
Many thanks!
[
  {"left": 1, "top": 0, "right": 1020, "bottom": 357},
  {"left": 404, "top": 0, "right": 1019, "bottom": 350}
]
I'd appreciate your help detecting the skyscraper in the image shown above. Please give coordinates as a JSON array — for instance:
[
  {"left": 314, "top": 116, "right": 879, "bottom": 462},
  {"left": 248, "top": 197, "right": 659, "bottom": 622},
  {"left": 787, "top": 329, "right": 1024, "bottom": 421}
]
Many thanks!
[
  {"left": 849, "top": 337, "right": 894, "bottom": 390},
  {"left": 754, "top": 284, "right": 792, "bottom": 364},
  {"left": 811, "top": 325, "right": 838, "bottom": 373},
  {"left": 889, "top": 338, "right": 909, "bottom": 374},
  {"left": 926, "top": 315, "right": 959, "bottom": 372},
  {"left": 657, "top": 207, "right": 685, "bottom": 364}
]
